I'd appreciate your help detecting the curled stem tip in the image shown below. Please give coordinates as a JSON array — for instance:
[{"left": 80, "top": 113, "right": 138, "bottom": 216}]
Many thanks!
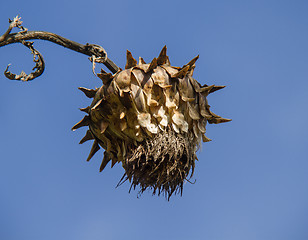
[{"left": 4, "top": 40, "right": 45, "bottom": 81}]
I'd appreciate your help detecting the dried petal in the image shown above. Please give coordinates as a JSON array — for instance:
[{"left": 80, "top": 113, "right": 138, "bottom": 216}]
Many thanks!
[{"left": 137, "top": 113, "right": 151, "bottom": 127}]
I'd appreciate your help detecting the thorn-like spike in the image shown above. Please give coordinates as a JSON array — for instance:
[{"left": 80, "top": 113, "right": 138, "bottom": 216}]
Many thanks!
[
  {"left": 160, "top": 45, "right": 167, "bottom": 55},
  {"left": 79, "top": 130, "right": 94, "bottom": 144},
  {"left": 72, "top": 115, "right": 90, "bottom": 131},
  {"left": 111, "top": 155, "right": 117, "bottom": 167},
  {"left": 197, "top": 84, "right": 215, "bottom": 93},
  {"left": 172, "top": 65, "right": 189, "bottom": 78},
  {"left": 78, "top": 87, "right": 97, "bottom": 98},
  {"left": 138, "top": 57, "right": 146, "bottom": 65},
  {"left": 99, "top": 151, "right": 112, "bottom": 172},
  {"left": 157, "top": 45, "right": 168, "bottom": 65},
  {"left": 86, "top": 140, "right": 100, "bottom": 161},
  {"left": 209, "top": 85, "right": 226, "bottom": 93},
  {"left": 208, "top": 117, "right": 232, "bottom": 124},
  {"left": 146, "top": 58, "right": 158, "bottom": 73},
  {"left": 97, "top": 72, "right": 113, "bottom": 85},
  {"left": 218, "top": 118, "right": 232, "bottom": 123},
  {"left": 125, "top": 50, "right": 137, "bottom": 69},
  {"left": 184, "top": 55, "right": 199, "bottom": 68},
  {"left": 79, "top": 106, "right": 91, "bottom": 113},
  {"left": 202, "top": 134, "right": 212, "bottom": 142}
]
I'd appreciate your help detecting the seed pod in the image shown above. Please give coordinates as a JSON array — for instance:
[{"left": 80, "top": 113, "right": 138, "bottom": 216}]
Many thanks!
[{"left": 74, "top": 46, "right": 231, "bottom": 199}]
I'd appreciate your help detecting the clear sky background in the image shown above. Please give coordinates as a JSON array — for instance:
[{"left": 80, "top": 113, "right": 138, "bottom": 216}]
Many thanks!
[{"left": 1, "top": 1, "right": 308, "bottom": 240}]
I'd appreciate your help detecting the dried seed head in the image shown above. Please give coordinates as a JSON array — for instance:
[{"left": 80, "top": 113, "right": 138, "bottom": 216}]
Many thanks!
[{"left": 74, "top": 46, "right": 231, "bottom": 199}]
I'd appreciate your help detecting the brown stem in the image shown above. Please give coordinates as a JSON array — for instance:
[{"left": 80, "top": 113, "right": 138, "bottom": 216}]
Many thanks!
[
  {"left": 4, "top": 40, "right": 45, "bottom": 81},
  {"left": 0, "top": 16, "right": 120, "bottom": 81}
]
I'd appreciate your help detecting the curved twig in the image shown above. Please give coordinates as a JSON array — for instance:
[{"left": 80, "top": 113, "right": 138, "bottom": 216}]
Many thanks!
[
  {"left": 0, "top": 16, "right": 120, "bottom": 81},
  {"left": 4, "top": 40, "right": 45, "bottom": 81}
]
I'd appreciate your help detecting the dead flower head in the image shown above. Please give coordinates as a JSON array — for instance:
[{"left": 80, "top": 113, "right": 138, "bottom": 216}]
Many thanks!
[{"left": 72, "top": 46, "right": 231, "bottom": 199}]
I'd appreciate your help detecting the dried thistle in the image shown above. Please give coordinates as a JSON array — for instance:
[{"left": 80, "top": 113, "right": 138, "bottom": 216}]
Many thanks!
[{"left": 73, "top": 46, "right": 231, "bottom": 199}]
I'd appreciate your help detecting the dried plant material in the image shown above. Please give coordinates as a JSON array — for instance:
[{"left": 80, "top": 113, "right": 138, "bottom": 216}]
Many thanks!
[
  {"left": 0, "top": 16, "right": 119, "bottom": 81},
  {"left": 74, "top": 46, "right": 231, "bottom": 199},
  {"left": 121, "top": 127, "right": 197, "bottom": 200}
]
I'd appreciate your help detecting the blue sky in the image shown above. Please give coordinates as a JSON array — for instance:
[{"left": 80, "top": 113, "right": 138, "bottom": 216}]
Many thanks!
[{"left": 1, "top": 0, "right": 308, "bottom": 239}]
